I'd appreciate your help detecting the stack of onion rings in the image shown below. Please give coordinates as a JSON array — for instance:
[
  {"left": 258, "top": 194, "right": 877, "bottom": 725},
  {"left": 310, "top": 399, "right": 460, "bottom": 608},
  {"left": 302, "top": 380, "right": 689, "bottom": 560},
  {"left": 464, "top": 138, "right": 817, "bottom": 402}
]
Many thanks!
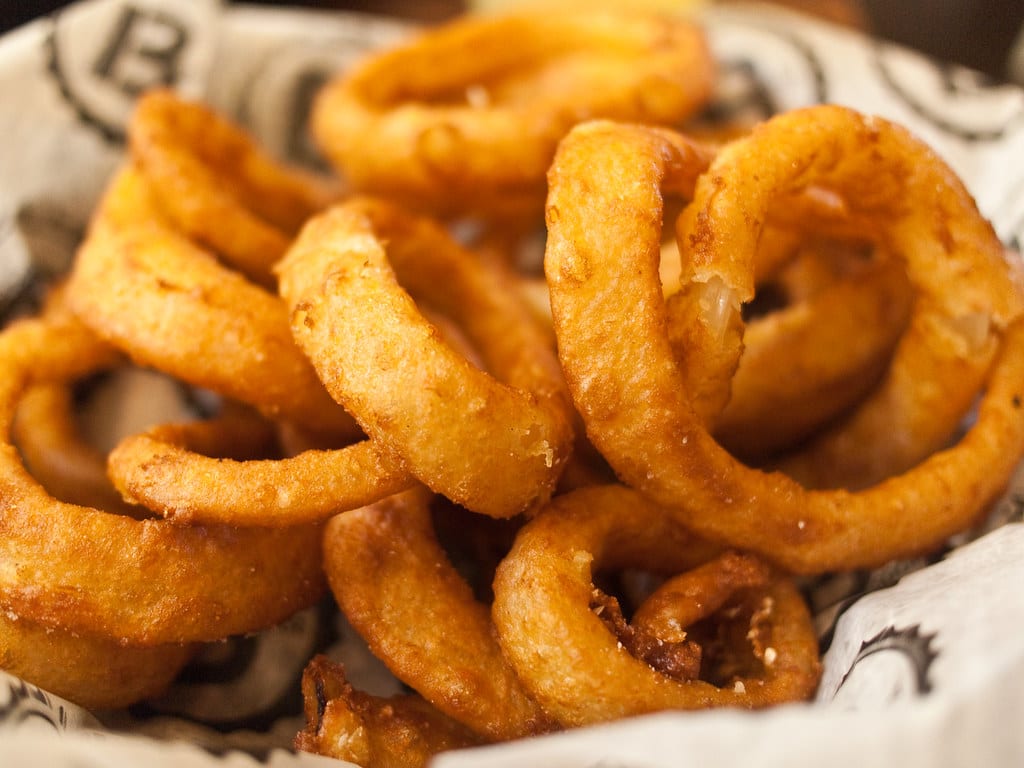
[
  {"left": 65, "top": 166, "right": 358, "bottom": 436},
  {"left": 545, "top": 106, "right": 1024, "bottom": 573},
  {"left": 0, "top": 300, "right": 325, "bottom": 670},
  {"left": 0, "top": 93, "right": 347, "bottom": 707},
  {"left": 65, "top": 166, "right": 422, "bottom": 527},
  {"left": 2, "top": 7, "right": 1022, "bottom": 763}
]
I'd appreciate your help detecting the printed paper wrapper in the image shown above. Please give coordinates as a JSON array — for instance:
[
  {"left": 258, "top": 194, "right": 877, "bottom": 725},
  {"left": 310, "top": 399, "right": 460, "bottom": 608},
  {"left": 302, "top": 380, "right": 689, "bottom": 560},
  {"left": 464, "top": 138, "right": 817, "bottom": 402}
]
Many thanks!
[{"left": 1, "top": 1, "right": 1023, "bottom": 766}]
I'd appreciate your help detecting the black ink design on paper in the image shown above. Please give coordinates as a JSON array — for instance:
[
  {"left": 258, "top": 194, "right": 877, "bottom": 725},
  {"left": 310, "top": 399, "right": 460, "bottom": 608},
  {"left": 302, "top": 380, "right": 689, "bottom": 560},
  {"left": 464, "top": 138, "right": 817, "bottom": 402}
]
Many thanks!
[
  {"left": 0, "top": 676, "right": 71, "bottom": 732},
  {"left": 836, "top": 624, "right": 940, "bottom": 699},
  {"left": 0, "top": 200, "right": 85, "bottom": 323},
  {"left": 46, "top": 3, "right": 191, "bottom": 144},
  {"left": 871, "top": 41, "right": 1024, "bottom": 143}
]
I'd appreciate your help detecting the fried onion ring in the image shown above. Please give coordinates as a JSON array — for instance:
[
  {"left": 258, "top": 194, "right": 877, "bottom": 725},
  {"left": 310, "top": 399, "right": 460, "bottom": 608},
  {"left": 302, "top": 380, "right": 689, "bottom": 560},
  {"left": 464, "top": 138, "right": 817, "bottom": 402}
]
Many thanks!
[
  {"left": 711, "top": 249, "right": 913, "bottom": 461},
  {"left": 322, "top": 485, "right": 553, "bottom": 741},
  {"left": 545, "top": 108, "right": 1024, "bottom": 572},
  {"left": 277, "top": 197, "right": 574, "bottom": 518},
  {"left": 0, "top": 612, "right": 195, "bottom": 711},
  {"left": 295, "top": 655, "right": 483, "bottom": 768},
  {"left": 129, "top": 89, "right": 338, "bottom": 286},
  {"left": 629, "top": 551, "right": 771, "bottom": 641},
  {"left": 12, "top": 383, "right": 143, "bottom": 517},
  {"left": 544, "top": 120, "right": 723, "bottom": 418},
  {"left": 0, "top": 301, "right": 325, "bottom": 644},
  {"left": 107, "top": 409, "right": 413, "bottom": 527},
  {"left": 312, "top": 11, "right": 715, "bottom": 219},
  {"left": 491, "top": 484, "right": 821, "bottom": 727},
  {"left": 64, "top": 166, "right": 358, "bottom": 436},
  {"left": 680, "top": 105, "right": 1024, "bottom": 487}
]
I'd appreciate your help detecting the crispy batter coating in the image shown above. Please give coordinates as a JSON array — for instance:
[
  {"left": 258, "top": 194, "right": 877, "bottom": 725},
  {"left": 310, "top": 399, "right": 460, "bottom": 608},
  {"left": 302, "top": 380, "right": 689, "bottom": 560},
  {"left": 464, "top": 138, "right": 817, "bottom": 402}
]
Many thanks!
[{"left": 107, "top": 411, "right": 414, "bottom": 527}]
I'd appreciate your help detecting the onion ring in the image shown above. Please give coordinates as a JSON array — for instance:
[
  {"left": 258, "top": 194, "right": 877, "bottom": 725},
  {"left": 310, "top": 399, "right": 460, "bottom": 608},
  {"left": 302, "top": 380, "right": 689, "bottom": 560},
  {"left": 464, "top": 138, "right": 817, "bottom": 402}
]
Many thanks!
[
  {"left": 12, "top": 383, "right": 143, "bottom": 517},
  {"left": 129, "top": 89, "right": 338, "bottom": 286},
  {"left": 64, "top": 166, "right": 358, "bottom": 436},
  {"left": 322, "top": 485, "right": 554, "bottom": 741},
  {"left": 629, "top": 551, "right": 771, "bottom": 642},
  {"left": 295, "top": 655, "right": 482, "bottom": 768},
  {"left": 0, "top": 299, "right": 325, "bottom": 644},
  {"left": 629, "top": 556, "right": 819, "bottom": 701},
  {"left": 277, "top": 196, "right": 575, "bottom": 518},
  {"left": 491, "top": 484, "right": 820, "bottom": 727},
  {"left": 679, "top": 105, "right": 1024, "bottom": 487},
  {"left": 312, "top": 11, "right": 715, "bottom": 219},
  {"left": 544, "top": 120, "right": 723, "bottom": 418},
  {"left": 587, "top": 552, "right": 774, "bottom": 685},
  {"left": 710, "top": 249, "right": 913, "bottom": 462},
  {"left": 545, "top": 107, "right": 1024, "bottom": 572},
  {"left": 0, "top": 612, "right": 195, "bottom": 711},
  {"left": 107, "top": 409, "right": 414, "bottom": 527}
]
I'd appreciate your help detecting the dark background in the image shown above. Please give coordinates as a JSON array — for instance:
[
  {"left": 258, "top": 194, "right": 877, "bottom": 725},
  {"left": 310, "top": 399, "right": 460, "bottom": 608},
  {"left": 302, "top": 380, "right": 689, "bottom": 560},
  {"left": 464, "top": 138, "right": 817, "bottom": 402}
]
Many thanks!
[{"left": 1, "top": 1, "right": 1022, "bottom": 82}]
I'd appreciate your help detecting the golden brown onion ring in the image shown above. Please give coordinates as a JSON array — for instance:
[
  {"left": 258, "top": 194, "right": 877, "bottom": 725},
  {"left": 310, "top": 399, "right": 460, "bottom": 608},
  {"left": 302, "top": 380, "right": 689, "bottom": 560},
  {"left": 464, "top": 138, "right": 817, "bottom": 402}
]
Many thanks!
[
  {"left": 312, "top": 11, "right": 714, "bottom": 219},
  {"left": 129, "top": 89, "right": 338, "bottom": 285},
  {"left": 322, "top": 485, "right": 554, "bottom": 741},
  {"left": 295, "top": 655, "right": 483, "bottom": 768},
  {"left": 0, "top": 611, "right": 195, "bottom": 711},
  {"left": 277, "top": 197, "right": 575, "bottom": 519},
  {"left": 710, "top": 250, "right": 913, "bottom": 462},
  {"left": 629, "top": 551, "right": 772, "bottom": 639},
  {"left": 12, "top": 383, "right": 143, "bottom": 517},
  {"left": 107, "top": 410, "right": 413, "bottom": 527},
  {"left": 64, "top": 166, "right": 358, "bottom": 436},
  {"left": 679, "top": 105, "right": 1024, "bottom": 487},
  {"left": 629, "top": 555, "right": 820, "bottom": 701},
  {"left": 0, "top": 303, "right": 325, "bottom": 644},
  {"left": 491, "top": 484, "right": 820, "bottom": 727},
  {"left": 545, "top": 108, "right": 1024, "bottom": 573},
  {"left": 543, "top": 120, "right": 723, "bottom": 418}
]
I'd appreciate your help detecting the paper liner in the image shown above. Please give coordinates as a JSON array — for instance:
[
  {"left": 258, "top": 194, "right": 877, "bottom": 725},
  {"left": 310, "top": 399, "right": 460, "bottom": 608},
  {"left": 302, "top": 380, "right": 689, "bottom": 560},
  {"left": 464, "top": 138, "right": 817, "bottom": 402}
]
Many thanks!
[{"left": 1, "top": 2, "right": 1022, "bottom": 766}]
